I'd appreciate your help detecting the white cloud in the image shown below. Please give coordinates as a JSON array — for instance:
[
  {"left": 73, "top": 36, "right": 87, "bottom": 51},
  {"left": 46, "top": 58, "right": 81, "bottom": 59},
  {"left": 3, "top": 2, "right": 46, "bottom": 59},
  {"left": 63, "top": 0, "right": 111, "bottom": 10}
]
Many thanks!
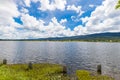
[
  {"left": 89, "top": 4, "right": 95, "bottom": 8},
  {"left": 20, "top": 8, "right": 29, "bottom": 14},
  {"left": 67, "top": 5, "right": 80, "bottom": 13},
  {"left": 0, "top": 0, "right": 20, "bottom": 26},
  {"left": 67, "top": 5, "right": 84, "bottom": 16},
  {"left": 74, "top": 26, "right": 87, "bottom": 35},
  {"left": 0, "top": 25, "right": 21, "bottom": 39},
  {"left": 67, "top": 5, "right": 84, "bottom": 22},
  {"left": 82, "top": 0, "right": 120, "bottom": 34},
  {"left": 0, "top": 0, "right": 81, "bottom": 39},
  {"left": 0, "top": 0, "right": 22, "bottom": 39},
  {"left": 20, "top": 14, "right": 74, "bottom": 38},
  {"left": 42, "top": 17, "right": 74, "bottom": 37},
  {"left": 22, "top": 0, "right": 40, "bottom": 7},
  {"left": 60, "top": 19, "right": 67, "bottom": 24},
  {"left": 71, "top": 16, "right": 81, "bottom": 22},
  {"left": 39, "top": 0, "right": 67, "bottom": 11},
  {"left": 24, "top": 0, "right": 31, "bottom": 7},
  {"left": 81, "top": 17, "right": 89, "bottom": 23},
  {"left": 0, "top": 0, "right": 120, "bottom": 39},
  {"left": 21, "top": 14, "right": 39, "bottom": 30}
]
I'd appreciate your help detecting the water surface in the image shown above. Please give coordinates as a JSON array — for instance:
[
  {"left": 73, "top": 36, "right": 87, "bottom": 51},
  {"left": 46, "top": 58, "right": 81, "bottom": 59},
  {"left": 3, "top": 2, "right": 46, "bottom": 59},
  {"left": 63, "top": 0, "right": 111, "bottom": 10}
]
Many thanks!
[{"left": 0, "top": 41, "right": 120, "bottom": 79}]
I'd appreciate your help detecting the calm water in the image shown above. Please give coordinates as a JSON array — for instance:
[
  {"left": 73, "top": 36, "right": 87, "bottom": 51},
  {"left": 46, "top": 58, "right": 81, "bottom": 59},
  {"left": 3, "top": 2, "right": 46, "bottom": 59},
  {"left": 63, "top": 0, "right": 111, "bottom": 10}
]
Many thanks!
[{"left": 0, "top": 41, "right": 120, "bottom": 79}]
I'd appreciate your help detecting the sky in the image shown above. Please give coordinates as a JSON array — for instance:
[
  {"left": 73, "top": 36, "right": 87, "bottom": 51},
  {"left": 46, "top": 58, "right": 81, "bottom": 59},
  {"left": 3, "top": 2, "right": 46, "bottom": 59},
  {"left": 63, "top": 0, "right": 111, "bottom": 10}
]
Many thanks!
[{"left": 0, "top": 0, "right": 120, "bottom": 39}]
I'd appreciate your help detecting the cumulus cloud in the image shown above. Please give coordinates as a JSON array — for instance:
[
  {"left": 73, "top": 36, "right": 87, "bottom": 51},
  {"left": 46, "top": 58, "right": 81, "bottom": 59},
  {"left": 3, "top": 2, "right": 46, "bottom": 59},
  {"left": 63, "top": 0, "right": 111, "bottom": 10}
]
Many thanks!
[
  {"left": 82, "top": 0, "right": 120, "bottom": 33},
  {"left": 0, "top": 0, "right": 84, "bottom": 39},
  {"left": 67, "top": 5, "right": 84, "bottom": 22},
  {"left": 20, "top": 14, "right": 74, "bottom": 38},
  {"left": 20, "top": 8, "right": 29, "bottom": 14},
  {"left": 67, "top": 5, "right": 84, "bottom": 16},
  {"left": 24, "top": 0, "right": 31, "bottom": 7},
  {"left": 21, "top": 14, "right": 39, "bottom": 30},
  {"left": 40, "top": 17, "right": 74, "bottom": 37},
  {"left": 74, "top": 26, "right": 87, "bottom": 35},
  {"left": 38, "top": 0, "right": 67, "bottom": 11},
  {"left": 0, "top": 0, "right": 22, "bottom": 39},
  {"left": 89, "top": 4, "right": 95, "bottom": 8},
  {"left": 0, "top": 0, "right": 120, "bottom": 39},
  {"left": 60, "top": 19, "right": 67, "bottom": 24},
  {"left": 0, "top": 26, "right": 16, "bottom": 39},
  {"left": 0, "top": 0, "right": 20, "bottom": 26},
  {"left": 67, "top": 5, "right": 81, "bottom": 13},
  {"left": 81, "top": 17, "right": 89, "bottom": 23}
]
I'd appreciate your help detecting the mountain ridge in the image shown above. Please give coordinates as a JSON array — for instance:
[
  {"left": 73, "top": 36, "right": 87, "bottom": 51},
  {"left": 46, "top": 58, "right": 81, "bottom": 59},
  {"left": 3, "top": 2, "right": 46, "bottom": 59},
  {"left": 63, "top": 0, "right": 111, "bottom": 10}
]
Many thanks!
[
  {"left": 0, "top": 32, "right": 120, "bottom": 42},
  {"left": 37, "top": 32, "right": 120, "bottom": 42}
]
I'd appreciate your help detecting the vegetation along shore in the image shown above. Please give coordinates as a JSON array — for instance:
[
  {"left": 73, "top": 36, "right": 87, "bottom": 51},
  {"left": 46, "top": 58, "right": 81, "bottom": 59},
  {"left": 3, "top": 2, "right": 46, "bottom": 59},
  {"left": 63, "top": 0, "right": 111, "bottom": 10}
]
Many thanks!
[{"left": 0, "top": 59, "right": 114, "bottom": 80}]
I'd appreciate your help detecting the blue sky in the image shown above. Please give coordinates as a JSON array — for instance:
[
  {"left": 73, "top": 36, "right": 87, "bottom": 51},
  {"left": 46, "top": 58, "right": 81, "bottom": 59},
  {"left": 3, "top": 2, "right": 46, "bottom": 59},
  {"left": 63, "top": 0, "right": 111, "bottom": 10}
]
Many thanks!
[
  {"left": 16, "top": 0, "right": 102, "bottom": 29},
  {"left": 0, "top": 0, "right": 120, "bottom": 39}
]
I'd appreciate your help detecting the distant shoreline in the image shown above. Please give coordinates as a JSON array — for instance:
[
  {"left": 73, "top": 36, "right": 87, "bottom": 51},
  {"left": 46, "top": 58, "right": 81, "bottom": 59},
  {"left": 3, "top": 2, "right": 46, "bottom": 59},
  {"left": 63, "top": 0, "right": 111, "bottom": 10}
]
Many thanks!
[
  {"left": 0, "top": 39, "right": 120, "bottom": 42},
  {"left": 0, "top": 32, "right": 120, "bottom": 42}
]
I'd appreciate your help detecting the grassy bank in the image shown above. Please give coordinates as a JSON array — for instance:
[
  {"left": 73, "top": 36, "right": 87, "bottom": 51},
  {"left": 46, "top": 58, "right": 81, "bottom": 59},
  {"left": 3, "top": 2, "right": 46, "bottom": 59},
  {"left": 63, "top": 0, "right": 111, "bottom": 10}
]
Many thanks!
[
  {"left": 0, "top": 63, "right": 69, "bottom": 80},
  {"left": 0, "top": 63, "right": 114, "bottom": 80},
  {"left": 76, "top": 70, "right": 114, "bottom": 80}
]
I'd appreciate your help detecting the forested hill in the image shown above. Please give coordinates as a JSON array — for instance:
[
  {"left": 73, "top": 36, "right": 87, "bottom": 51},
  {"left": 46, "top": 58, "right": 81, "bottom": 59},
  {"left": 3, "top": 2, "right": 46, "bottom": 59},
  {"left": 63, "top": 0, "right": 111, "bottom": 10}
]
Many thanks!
[
  {"left": 0, "top": 32, "right": 120, "bottom": 42},
  {"left": 37, "top": 32, "right": 120, "bottom": 42}
]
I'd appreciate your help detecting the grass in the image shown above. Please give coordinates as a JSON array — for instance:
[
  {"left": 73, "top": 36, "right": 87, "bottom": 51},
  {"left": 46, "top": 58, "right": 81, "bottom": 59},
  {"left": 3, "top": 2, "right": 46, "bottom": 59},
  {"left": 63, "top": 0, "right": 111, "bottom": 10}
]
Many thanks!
[
  {"left": 76, "top": 70, "right": 114, "bottom": 80},
  {"left": 0, "top": 63, "right": 114, "bottom": 80},
  {"left": 0, "top": 63, "right": 69, "bottom": 80}
]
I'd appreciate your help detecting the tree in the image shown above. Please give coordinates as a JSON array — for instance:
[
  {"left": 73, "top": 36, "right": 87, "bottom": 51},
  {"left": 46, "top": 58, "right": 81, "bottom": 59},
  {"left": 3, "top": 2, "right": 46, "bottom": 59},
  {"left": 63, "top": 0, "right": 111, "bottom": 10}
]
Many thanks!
[{"left": 116, "top": 0, "right": 120, "bottom": 9}]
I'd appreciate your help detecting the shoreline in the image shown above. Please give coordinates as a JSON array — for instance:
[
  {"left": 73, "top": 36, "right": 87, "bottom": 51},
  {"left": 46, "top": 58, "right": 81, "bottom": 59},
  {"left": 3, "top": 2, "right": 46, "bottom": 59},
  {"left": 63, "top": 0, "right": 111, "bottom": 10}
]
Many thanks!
[
  {"left": 0, "top": 40, "right": 120, "bottom": 42},
  {"left": 0, "top": 62, "right": 114, "bottom": 80}
]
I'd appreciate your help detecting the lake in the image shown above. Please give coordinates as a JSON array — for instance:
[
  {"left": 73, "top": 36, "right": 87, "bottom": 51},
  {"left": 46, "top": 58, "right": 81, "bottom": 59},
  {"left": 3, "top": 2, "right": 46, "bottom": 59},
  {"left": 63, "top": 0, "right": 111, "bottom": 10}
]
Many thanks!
[{"left": 0, "top": 41, "right": 120, "bottom": 79}]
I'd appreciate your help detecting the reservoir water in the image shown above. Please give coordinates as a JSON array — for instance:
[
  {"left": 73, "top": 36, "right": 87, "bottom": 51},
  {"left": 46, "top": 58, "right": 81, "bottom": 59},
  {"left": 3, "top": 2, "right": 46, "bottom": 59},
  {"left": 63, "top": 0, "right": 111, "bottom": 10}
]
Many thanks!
[{"left": 0, "top": 41, "right": 120, "bottom": 79}]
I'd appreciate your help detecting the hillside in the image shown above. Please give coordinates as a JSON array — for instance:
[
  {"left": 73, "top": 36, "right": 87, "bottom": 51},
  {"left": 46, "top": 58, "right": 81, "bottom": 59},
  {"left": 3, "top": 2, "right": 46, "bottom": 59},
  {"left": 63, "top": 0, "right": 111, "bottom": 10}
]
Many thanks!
[
  {"left": 0, "top": 32, "right": 120, "bottom": 42},
  {"left": 38, "top": 32, "right": 120, "bottom": 42}
]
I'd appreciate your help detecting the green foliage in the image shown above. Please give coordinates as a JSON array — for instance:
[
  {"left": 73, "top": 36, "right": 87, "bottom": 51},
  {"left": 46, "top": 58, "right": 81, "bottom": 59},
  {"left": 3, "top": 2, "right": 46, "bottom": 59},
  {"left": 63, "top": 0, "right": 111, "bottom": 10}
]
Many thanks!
[
  {"left": 116, "top": 0, "right": 120, "bottom": 9},
  {"left": 0, "top": 63, "right": 70, "bottom": 80},
  {"left": 0, "top": 64, "right": 115, "bottom": 80},
  {"left": 76, "top": 70, "right": 114, "bottom": 80},
  {"left": 76, "top": 70, "right": 91, "bottom": 80}
]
